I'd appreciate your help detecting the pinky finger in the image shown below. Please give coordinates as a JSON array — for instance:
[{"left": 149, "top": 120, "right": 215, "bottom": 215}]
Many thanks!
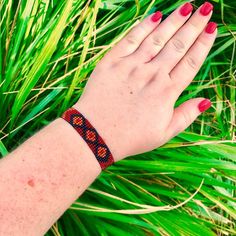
[{"left": 170, "top": 22, "right": 217, "bottom": 97}]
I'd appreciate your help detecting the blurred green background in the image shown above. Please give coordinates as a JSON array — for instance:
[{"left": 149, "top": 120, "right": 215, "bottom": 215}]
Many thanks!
[{"left": 0, "top": 0, "right": 235, "bottom": 235}]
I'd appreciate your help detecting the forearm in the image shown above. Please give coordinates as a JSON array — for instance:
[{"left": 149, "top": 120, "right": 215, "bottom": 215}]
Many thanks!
[{"left": 0, "top": 117, "right": 101, "bottom": 235}]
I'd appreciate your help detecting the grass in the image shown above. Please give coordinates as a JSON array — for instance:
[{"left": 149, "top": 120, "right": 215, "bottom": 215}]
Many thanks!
[{"left": 0, "top": 0, "right": 235, "bottom": 235}]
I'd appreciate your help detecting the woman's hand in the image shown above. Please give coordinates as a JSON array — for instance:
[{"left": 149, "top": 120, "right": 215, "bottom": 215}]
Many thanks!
[{"left": 74, "top": 2, "right": 217, "bottom": 161}]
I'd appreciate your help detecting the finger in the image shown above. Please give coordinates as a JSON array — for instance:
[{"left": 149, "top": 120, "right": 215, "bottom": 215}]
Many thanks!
[
  {"left": 103, "top": 11, "right": 163, "bottom": 64},
  {"left": 128, "top": 2, "right": 193, "bottom": 63},
  {"left": 170, "top": 22, "right": 217, "bottom": 96},
  {"left": 152, "top": 2, "right": 214, "bottom": 71},
  {"left": 164, "top": 98, "right": 211, "bottom": 141}
]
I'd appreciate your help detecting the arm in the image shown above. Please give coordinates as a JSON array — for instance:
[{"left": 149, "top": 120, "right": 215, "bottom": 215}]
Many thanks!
[
  {"left": 0, "top": 118, "right": 101, "bottom": 235},
  {"left": 0, "top": 2, "right": 216, "bottom": 235}
]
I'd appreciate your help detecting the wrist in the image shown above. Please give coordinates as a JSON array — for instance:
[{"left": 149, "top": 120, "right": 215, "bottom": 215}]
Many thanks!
[
  {"left": 55, "top": 117, "right": 102, "bottom": 176},
  {"left": 73, "top": 101, "right": 123, "bottom": 162}
]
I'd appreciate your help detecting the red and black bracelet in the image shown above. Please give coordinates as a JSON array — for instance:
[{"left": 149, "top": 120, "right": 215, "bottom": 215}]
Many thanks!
[{"left": 61, "top": 107, "right": 114, "bottom": 170}]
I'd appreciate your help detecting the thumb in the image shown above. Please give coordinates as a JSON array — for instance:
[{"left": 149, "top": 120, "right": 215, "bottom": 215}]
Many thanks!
[{"left": 165, "top": 98, "right": 212, "bottom": 141}]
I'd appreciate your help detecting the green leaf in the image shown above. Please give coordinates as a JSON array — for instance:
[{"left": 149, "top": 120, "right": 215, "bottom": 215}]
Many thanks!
[{"left": 10, "top": 0, "right": 73, "bottom": 127}]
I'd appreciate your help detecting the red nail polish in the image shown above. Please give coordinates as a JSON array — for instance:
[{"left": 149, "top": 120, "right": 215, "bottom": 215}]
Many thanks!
[
  {"left": 200, "top": 2, "right": 213, "bottom": 16},
  {"left": 180, "top": 2, "right": 193, "bottom": 16},
  {"left": 198, "top": 99, "right": 211, "bottom": 112},
  {"left": 151, "top": 11, "right": 162, "bottom": 22},
  {"left": 205, "top": 22, "right": 217, "bottom": 34}
]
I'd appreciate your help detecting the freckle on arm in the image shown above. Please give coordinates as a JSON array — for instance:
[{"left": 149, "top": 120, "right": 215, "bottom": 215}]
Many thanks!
[{"left": 27, "top": 179, "right": 35, "bottom": 187}]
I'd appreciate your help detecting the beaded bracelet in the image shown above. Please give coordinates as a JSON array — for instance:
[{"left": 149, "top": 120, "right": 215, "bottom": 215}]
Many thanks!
[{"left": 61, "top": 107, "right": 114, "bottom": 170}]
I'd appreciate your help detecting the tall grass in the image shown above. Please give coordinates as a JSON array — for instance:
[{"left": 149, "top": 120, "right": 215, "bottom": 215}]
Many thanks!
[{"left": 0, "top": 0, "right": 235, "bottom": 235}]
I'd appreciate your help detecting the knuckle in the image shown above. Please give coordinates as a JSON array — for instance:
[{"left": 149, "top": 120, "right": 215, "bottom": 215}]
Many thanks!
[
  {"left": 140, "top": 47, "right": 156, "bottom": 62},
  {"left": 138, "top": 23, "right": 148, "bottom": 34},
  {"left": 197, "top": 38, "right": 208, "bottom": 49},
  {"left": 188, "top": 20, "right": 199, "bottom": 32},
  {"left": 171, "top": 38, "right": 185, "bottom": 53},
  {"left": 181, "top": 109, "right": 191, "bottom": 128},
  {"left": 151, "top": 34, "right": 164, "bottom": 47},
  {"left": 125, "top": 23, "right": 148, "bottom": 45},
  {"left": 168, "top": 16, "right": 179, "bottom": 28},
  {"left": 185, "top": 56, "right": 198, "bottom": 70},
  {"left": 125, "top": 33, "right": 138, "bottom": 45}
]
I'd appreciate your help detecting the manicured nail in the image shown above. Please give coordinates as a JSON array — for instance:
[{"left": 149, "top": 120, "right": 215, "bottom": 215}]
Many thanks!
[
  {"left": 205, "top": 22, "right": 217, "bottom": 34},
  {"left": 180, "top": 2, "right": 193, "bottom": 16},
  {"left": 200, "top": 2, "right": 213, "bottom": 16},
  {"left": 198, "top": 99, "right": 211, "bottom": 112},
  {"left": 151, "top": 11, "right": 162, "bottom": 22}
]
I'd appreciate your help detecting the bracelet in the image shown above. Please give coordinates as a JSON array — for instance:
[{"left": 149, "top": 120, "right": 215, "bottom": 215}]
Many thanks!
[{"left": 61, "top": 107, "right": 114, "bottom": 170}]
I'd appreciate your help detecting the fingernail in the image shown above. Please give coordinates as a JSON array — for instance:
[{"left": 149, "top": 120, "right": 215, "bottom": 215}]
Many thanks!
[
  {"left": 205, "top": 22, "right": 217, "bottom": 34},
  {"left": 200, "top": 2, "right": 213, "bottom": 16},
  {"left": 151, "top": 11, "right": 162, "bottom": 22},
  {"left": 198, "top": 99, "right": 211, "bottom": 112},
  {"left": 180, "top": 2, "right": 193, "bottom": 16}
]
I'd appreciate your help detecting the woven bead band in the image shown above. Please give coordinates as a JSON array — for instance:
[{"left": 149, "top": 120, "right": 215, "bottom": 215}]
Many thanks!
[{"left": 61, "top": 107, "right": 114, "bottom": 170}]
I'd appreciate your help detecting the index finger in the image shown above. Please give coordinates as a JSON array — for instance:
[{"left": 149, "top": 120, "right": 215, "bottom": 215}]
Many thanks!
[{"left": 102, "top": 11, "right": 163, "bottom": 64}]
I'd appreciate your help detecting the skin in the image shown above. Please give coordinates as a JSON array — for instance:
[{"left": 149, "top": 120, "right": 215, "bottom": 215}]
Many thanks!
[{"left": 0, "top": 3, "right": 217, "bottom": 235}]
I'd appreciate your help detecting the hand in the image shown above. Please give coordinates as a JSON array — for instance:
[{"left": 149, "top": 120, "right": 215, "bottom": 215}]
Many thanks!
[{"left": 74, "top": 2, "right": 216, "bottom": 162}]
